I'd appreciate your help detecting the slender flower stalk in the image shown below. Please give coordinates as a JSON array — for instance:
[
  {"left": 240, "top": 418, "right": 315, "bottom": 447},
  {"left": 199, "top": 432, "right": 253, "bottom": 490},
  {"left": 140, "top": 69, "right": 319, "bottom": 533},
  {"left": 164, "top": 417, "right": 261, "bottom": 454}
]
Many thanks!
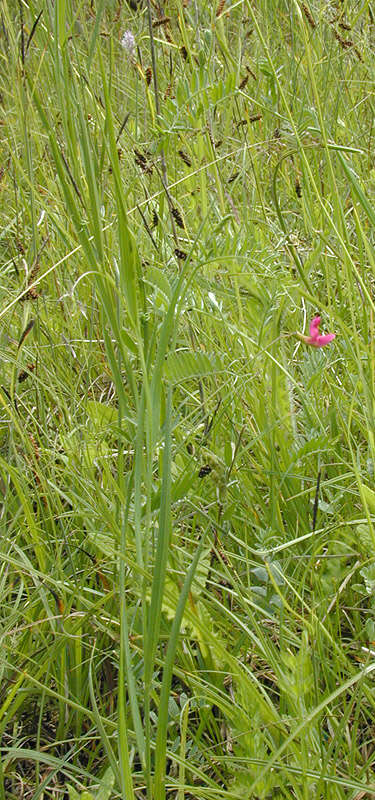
[{"left": 295, "top": 315, "right": 336, "bottom": 348}]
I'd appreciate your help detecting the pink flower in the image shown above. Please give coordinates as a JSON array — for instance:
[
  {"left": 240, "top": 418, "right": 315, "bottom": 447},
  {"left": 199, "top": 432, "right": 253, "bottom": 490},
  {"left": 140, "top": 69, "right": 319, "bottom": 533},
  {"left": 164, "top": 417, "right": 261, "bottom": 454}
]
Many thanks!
[{"left": 295, "top": 316, "right": 336, "bottom": 347}]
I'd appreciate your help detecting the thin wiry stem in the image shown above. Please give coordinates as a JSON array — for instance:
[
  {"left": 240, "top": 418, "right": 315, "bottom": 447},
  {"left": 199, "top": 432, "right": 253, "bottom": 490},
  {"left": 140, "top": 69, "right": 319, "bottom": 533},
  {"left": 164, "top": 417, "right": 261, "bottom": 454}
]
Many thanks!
[{"left": 146, "top": 0, "right": 179, "bottom": 246}]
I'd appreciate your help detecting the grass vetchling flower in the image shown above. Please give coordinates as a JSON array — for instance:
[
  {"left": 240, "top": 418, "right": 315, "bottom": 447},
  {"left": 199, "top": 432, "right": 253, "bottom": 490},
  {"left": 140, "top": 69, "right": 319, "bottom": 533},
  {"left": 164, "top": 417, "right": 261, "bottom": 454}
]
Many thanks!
[{"left": 295, "top": 315, "right": 336, "bottom": 348}]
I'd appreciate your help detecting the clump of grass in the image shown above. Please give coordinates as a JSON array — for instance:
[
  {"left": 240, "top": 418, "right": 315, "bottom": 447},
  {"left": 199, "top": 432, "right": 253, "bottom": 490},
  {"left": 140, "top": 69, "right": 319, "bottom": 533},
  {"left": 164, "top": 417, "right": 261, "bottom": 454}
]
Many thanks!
[{"left": 1, "top": 1, "right": 375, "bottom": 798}]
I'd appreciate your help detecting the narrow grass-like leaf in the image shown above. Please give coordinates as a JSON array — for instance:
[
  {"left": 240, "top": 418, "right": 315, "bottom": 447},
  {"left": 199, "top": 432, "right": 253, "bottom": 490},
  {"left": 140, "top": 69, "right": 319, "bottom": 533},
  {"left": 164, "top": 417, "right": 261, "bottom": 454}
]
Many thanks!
[
  {"left": 87, "top": 0, "right": 107, "bottom": 70},
  {"left": 99, "top": 47, "right": 140, "bottom": 332},
  {"left": 154, "top": 537, "right": 205, "bottom": 799}
]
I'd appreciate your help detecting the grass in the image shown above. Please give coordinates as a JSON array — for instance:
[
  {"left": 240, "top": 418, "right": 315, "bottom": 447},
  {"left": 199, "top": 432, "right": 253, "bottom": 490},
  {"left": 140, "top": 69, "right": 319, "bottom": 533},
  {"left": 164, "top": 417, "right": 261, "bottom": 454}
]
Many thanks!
[{"left": 2, "top": 0, "right": 375, "bottom": 797}]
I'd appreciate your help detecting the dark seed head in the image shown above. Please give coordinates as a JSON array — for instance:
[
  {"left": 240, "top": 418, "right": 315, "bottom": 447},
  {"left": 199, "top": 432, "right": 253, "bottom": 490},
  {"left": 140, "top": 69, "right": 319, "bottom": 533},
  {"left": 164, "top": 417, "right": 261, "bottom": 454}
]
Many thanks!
[
  {"left": 171, "top": 207, "right": 185, "bottom": 229},
  {"left": 198, "top": 464, "right": 212, "bottom": 478}
]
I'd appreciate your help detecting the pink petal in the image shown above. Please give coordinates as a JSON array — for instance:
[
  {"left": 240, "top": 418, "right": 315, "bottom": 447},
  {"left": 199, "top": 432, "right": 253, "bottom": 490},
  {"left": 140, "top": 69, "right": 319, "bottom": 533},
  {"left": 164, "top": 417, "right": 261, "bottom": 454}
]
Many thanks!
[
  {"left": 315, "top": 333, "right": 336, "bottom": 347},
  {"left": 309, "top": 315, "right": 321, "bottom": 340}
]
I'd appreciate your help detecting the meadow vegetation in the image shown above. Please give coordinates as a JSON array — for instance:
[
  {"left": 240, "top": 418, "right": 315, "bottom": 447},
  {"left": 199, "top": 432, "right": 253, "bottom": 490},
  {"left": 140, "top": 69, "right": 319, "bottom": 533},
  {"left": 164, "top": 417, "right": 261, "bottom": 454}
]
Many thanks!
[{"left": 2, "top": 0, "right": 375, "bottom": 798}]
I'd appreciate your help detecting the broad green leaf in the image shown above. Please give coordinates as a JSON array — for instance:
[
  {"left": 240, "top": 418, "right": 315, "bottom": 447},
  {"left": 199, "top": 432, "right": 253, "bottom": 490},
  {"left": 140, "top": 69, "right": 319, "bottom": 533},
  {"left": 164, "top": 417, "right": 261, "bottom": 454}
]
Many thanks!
[
  {"left": 96, "top": 766, "right": 115, "bottom": 800},
  {"left": 144, "top": 267, "right": 172, "bottom": 303},
  {"left": 67, "top": 786, "right": 80, "bottom": 800},
  {"left": 165, "top": 351, "right": 223, "bottom": 382},
  {"left": 86, "top": 400, "right": 116, "bottom": 430},
  {"left": 360, "top": 484, "right": 375, "bottom": 514}
]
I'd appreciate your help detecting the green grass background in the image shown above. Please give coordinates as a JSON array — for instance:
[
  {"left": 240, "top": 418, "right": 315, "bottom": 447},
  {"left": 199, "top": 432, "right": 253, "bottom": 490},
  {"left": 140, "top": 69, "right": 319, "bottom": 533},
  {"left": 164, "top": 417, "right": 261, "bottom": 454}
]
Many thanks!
[{"left": 2, "top": 0, "right": 375, "bottom": 798}]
